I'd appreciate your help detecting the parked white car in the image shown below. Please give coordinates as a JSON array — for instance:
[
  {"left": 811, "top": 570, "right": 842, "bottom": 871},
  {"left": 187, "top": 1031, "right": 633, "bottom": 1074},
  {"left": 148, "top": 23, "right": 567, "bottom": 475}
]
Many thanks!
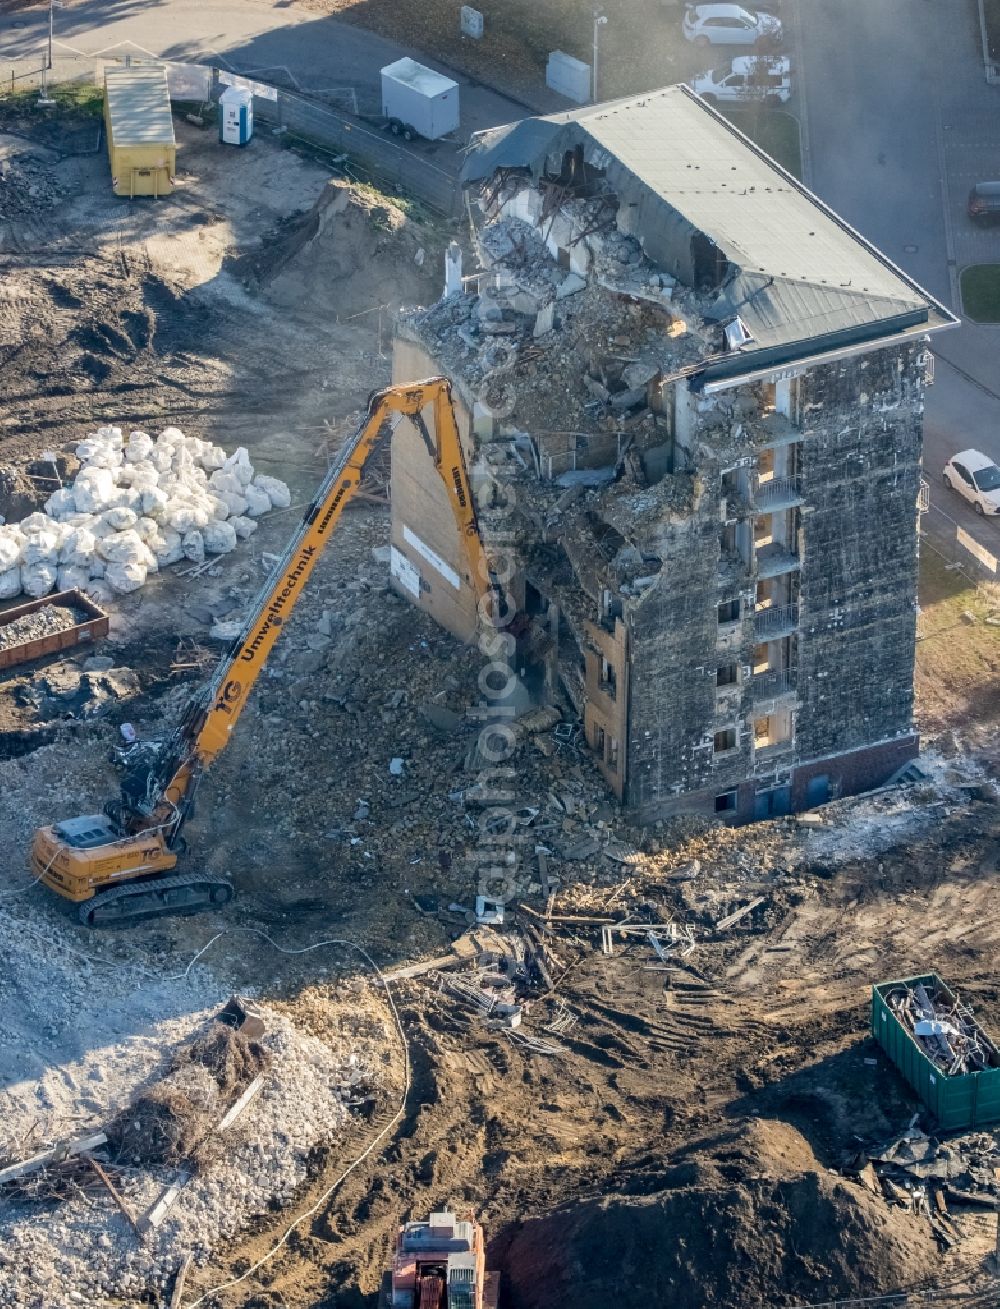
[
  {"left": 942, "top": 449, "right": 1000, "bottom": 516},
  {"left": 682, "top": 3, "right": 782, "bottom": 47},
  {"left": 691, "top": 55, "right": 791, "bottom": 105}
]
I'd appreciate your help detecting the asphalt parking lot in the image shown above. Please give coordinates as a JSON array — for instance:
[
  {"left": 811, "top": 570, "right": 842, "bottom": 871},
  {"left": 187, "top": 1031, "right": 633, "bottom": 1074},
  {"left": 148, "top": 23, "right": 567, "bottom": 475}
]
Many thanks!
[{"left": 797, "top": 0, "right": 1000, "bottom": 566}]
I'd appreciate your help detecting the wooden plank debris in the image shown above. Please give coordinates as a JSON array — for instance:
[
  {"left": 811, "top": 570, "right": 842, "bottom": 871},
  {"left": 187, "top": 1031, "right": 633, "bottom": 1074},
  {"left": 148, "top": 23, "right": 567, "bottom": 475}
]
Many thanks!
[
  {"left": 141, "top": 1170, "right": 193, "bottom": 1233},
  {"left": 0, "top": 1132, "right": 107, "bottom": 1186},
  {"left": 381, "top": 952, "right": 467, "bottom": 981},
  {"left": 217, "top": 1075, "right": 265, "bottom": 1132},
  {"left": 519, "top": 903, "right": 617, "bottom": 925},
  {"left": 87, "top": 1154, "right": 141, "bottom": 1236}
]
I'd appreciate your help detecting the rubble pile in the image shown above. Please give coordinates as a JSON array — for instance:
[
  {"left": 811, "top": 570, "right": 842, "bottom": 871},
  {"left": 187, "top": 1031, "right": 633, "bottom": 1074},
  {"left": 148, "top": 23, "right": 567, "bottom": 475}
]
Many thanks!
[
  {"left": 0, "top": 152, "right": 68, "bottom": 220},
  {"left": 0, "top": 602, "right": 84, "bottom": 650},
  {"left": 886, "top": 980, "right": 1000, "bottom": 1076},
  {"left": 106, "top": 1019, "right": 270, "bottom": 1169},
  {"left": 403, "top": 201, "right": 708, "bottom": 443},
  {"left": 852, "top": 1119, "right": 1000, "bottom": 1221},
  {"left": 0, "top": 894, "right": 392, "bottom": 1308},
  {"left": 0, "top": 425, "right": 291, "bottom": 603}
]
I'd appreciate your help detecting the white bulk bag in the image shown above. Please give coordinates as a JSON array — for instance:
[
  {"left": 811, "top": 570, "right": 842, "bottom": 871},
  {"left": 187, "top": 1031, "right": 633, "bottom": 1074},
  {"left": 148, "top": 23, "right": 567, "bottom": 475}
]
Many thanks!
[
  {"left": 182, "top": 530, "right": 205, "bottom": 563},
  {"left": 218, "top": 490, "right": 249, "bottom": 518},
  {"left": 57, "top": 564, "right": 93, "bottom": 591},
  {"left": 125, "top": 431, "right": 154, "bottom": 463},
  {"left": 21, "top": 530, "right": 59, "bottom": 565},
  {"left": 105, "top": 560, "right": 147, "bottom": 594},
  {"left": 231, "top": 516, "right": 258, "bottom": 540},
  {"left": 253, "top": 475, "right": 291, "bottom": 509},
  {"left": 44, "top": 488, "right": 77, "bottom": 519},
  {"left": 98, "top": 529, "right": 145, "bottom": 565},
  {"left": 20, "top": 562, "right": 58, "bottom": 598},
  {"left": 200, "top": 444, "right": 227, "bottom": 471},
  {"left": 59, "top": 527, "right": 96, "bottom": 567},
  {"left": 208, "top": 470, "right": 243, "bottom": 496},
  {"left": 203, "top": 520, "right": 238, "bottom": 555},
  {"left": 102, "top": 506, "right": 138, "bottom": 531},
  {"left": 224, "top": 447, "right": 255, "bottom": 487},
  {"left": 153, "top": 528, "right": 184, "bottom": 567},
  {"left": 74, "top": 467, "right": 116, "bottom": 513},
  {"left": 141, "top": 486, "right": 169, "bottom": 517},
  {"left": 0, "top": 567, "right": 21, "bottom": 600},
  {"left": 0, "top": 531, "right": 21, "bottom": 571},
  {"left": 243, "top": 484, "right": 271, "bottom": 518}
]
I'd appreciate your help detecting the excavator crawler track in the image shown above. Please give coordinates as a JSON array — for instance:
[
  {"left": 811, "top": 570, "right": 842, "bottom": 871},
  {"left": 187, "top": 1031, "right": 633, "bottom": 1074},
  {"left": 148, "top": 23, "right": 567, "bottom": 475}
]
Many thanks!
[{"left": 80, "top": 873, "right": 234, "bottom": 927}]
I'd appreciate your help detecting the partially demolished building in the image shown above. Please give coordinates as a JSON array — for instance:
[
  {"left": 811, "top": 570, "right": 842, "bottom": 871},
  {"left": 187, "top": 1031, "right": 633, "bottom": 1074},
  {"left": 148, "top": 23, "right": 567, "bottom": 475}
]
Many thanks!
[{"left": 390, "top": 86, "right": 957, "bottom": 822}]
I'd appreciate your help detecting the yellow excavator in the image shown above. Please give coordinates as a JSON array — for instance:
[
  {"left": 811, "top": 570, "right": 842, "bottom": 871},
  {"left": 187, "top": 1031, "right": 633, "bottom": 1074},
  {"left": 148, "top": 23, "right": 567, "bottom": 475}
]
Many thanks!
[{"left": 31, "top": 378, "right": 499, "bottom": 926}]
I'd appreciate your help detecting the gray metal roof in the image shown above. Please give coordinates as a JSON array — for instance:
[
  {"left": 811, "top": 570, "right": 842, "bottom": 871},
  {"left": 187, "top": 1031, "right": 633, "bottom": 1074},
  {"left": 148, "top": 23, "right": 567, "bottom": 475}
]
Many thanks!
[
  {"left": 463, "top": 86, "right": 956, "bottom": 359},
  {"left": 104, "top": 66, "right": 175, "bottom": 148}
]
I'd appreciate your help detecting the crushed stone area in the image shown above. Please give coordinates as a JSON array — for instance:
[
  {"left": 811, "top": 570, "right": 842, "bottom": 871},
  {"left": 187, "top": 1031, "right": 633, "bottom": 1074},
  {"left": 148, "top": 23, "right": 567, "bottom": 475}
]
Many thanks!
[
  {"left": 0, "top": 900, "right": 395, "bottom": 1309},
  {"left": 0, "top": 603, "right": 83, "bottom": 649}
]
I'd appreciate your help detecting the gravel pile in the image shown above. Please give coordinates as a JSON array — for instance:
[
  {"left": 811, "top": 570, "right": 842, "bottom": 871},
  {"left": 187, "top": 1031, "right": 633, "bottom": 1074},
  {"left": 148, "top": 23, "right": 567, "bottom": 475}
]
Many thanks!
[
  {"left": 0, "top": 897, "right": 388, "bottom": 1308},
  {"left": 0, "top": 603, "right": 84, "bottom": 651},
  {"left": 0, "top": 153, "right": 69, "bottom": 220}
]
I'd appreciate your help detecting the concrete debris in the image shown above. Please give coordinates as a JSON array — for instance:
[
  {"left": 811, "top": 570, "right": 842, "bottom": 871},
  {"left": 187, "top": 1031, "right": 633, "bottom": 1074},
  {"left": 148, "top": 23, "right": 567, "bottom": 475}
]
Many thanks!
[
  {"left": 0, "top": 603, "right": 85, "bottom": 651},
  {"left": 0, "top": 886, "right": 392, "bottom": 1309},
  {"left": 885, "top": 981, "right": 1000, "bottom": 1076}
]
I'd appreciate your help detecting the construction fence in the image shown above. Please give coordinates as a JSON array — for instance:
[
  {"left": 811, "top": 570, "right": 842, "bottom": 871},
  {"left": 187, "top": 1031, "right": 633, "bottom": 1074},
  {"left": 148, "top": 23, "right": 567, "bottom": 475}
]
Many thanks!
[{"left": 2, "top": 55, "right": 463, "bottom": 217}]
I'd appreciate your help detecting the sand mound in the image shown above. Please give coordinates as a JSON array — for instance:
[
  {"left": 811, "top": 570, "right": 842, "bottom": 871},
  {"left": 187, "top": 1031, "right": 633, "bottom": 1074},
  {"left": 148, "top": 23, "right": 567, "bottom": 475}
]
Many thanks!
[
  {"left": 242, "top": 180, "right": 443, "bottom": 319},
  {"left": 498, "top": 1120, "right": 939, "bottom": 1309}
]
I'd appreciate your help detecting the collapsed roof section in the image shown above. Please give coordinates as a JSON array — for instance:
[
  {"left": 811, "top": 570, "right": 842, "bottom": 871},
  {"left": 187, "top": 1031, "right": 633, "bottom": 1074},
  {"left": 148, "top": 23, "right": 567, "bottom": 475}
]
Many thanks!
[{"left": 462, "top": 85, "right": 956, "bottom": 379}]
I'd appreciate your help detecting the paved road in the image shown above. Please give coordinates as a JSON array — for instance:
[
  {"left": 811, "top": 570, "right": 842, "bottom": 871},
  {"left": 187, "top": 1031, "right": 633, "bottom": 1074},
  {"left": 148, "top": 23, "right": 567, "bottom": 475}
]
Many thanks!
[
  {"left": 0, "top": 0, "right": 530, "bottom": 144},
  {"left": 799, "top": 0, "right": 1000, "bottom": 562}
]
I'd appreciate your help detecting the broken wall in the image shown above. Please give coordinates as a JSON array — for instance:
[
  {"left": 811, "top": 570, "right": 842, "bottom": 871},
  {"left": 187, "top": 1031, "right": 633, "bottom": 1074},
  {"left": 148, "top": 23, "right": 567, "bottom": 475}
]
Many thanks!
[{"left": 390, "top": 339, "right": 481, "bottom": 644}]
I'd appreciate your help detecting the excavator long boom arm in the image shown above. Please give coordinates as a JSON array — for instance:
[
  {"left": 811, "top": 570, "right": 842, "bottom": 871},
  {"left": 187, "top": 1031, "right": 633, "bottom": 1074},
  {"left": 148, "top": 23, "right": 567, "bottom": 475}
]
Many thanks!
[{"left": 155, "top": 377, "right": 492, "bottom": 813}]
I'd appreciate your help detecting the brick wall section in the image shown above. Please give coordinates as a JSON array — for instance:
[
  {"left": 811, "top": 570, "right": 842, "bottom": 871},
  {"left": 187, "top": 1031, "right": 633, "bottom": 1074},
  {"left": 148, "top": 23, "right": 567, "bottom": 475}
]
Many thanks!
[{"left": 795, "top": 344, "right": 923, "bottom": 761}]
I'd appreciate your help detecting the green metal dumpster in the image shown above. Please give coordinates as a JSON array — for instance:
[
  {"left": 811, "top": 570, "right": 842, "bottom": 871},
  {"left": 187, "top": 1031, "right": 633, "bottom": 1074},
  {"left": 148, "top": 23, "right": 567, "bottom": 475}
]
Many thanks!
[{"left": 872, "top": 973, "right": 1000, "bottom": 1131}]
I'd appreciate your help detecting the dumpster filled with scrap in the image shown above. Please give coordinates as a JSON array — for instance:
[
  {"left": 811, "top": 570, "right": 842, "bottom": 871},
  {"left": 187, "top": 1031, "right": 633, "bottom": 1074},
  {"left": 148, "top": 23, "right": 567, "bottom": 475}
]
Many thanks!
[{"left": 872, "top": 973, "right": 1000, "bottom": 1131}]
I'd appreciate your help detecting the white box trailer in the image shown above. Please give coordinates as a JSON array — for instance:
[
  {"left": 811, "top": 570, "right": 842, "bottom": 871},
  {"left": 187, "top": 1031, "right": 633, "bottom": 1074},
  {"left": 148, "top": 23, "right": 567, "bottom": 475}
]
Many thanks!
[{"left": 380, "top": 57, "right": 460, "bottom": 141}]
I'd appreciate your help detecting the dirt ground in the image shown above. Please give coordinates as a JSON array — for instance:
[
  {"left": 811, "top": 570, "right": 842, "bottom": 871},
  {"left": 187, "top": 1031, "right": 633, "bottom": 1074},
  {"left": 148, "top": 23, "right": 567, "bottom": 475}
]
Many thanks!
[{"left": 2, "top": 96, "right": 1000, "bottom": 1309}]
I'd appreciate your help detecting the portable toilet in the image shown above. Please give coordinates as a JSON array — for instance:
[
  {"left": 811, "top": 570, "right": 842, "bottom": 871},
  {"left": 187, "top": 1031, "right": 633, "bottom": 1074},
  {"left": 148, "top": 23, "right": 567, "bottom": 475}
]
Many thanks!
[
  {"left": 220, "top": 85, "right": 253, "bottom": 146},
  {"left": 103, "top": 65, "right": 176, "bottom": 198}
]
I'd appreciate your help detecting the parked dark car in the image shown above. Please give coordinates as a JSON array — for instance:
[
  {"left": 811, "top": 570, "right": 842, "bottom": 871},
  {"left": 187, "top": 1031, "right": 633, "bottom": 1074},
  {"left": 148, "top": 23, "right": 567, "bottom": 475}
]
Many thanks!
[{"left": 968, "top": 181, "right": 1000, "bottom": 225}]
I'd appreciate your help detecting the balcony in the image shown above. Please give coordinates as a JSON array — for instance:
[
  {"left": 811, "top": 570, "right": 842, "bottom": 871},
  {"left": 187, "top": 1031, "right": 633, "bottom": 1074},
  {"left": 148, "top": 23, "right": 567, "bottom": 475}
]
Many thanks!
[
  {"left": 754, "top": 475, "right": 804, "bottom": 513},
  {"left": 751, "top": 668, "right": 797, "bottom": 709},
  {"left": 756, "top": 543, "right": 801, "bottom": 579},
  {"left": 753, "top": 603, "right": 799, "bottom": 640},
  {"left": 754, "top": 412, "right": 800, "bottom": 449}
]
